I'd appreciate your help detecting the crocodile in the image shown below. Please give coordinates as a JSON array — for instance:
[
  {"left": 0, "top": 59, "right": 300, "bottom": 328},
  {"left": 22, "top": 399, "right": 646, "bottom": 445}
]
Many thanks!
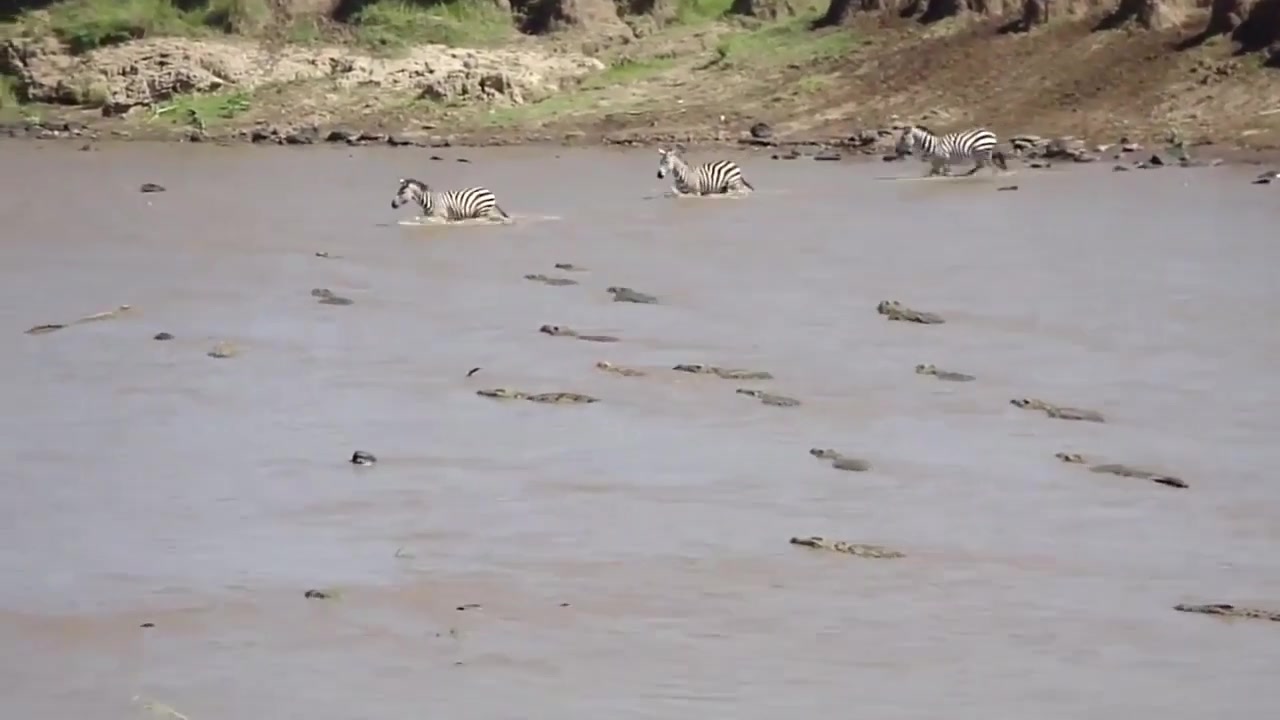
[
  {"left": 477, "top": 388, "right": 598, "bottom": 404},
  {"left": 311, "top": 288, "right": 354, "bottom": 305},
  {"left": 1055, "top": 452, "right": 1188, "bottom": 489},
  {"left": 672, "top": 363, "right": 774, "bottom": 380},
  {"left": 596, "top": 361, "right": 647, "bottom": 377},
  {"left": 524, "top": 273, "right": 579, "bottom": 287},
  {"left": 554, "top": 263, "right": 588, "bottom": 272},
  {"left": 914, "top": 363, "right": 975, "bottom": 382},
  {"left": 350, "top": 451, "right": 377, "bottom": 466},
  {"left": 25, "top": 304, "right": 133, "bottom": 335},
  {"left": 1173, "top": 603, "right": 1280, "bottom": 622},
  {"left": 876, "top": 300, "right": 945, "bottom": 325},
  {"left": 735, "top": 388, "right": 802, "bottom": 407},
  {"left": 526, "top": 392, "right": 599, "bottom": 404},
  {"left": 789, "top": 536, "right": 905, "bottom": 559},
  {"left": 207, "top": 341, "right": 239, "bottom": 359},
  {"left": 539, "top": 324, "right": 620, "bottom": 343},
  {"left": 607, "top": 286, "right": 659, "bottom": 304},
  {"left": 1011, "top": 397, "right": 1106, "bottom": 423},
  {"left": 809, "top": 447, "right": 872, "bottom": 472}
]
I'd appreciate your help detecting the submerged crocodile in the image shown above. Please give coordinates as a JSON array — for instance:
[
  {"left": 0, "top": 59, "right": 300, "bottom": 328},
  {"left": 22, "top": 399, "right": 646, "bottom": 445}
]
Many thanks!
[
  {"left": 1055, "top": 452, "right": 1188, "bottom": 489},
  {"left": 476, "top": 388, "right": 599, "bottom": 404},
  {"left": 1173, "top": 603, "right": 1280, "bottom": 622},
  {"left": 595, "top": 361, "right": 647, "bottom": 377},
  {"left": 25, "top": 304, "right": 133, "bottom": 335},
  {"left": 311, "top": 288, "right": 354, "bottom": 305},
  {"left": 735, "top": 388, "right": 802, "bottom": 407},
  {"left": 809, "top": 447, "right": 872, "bottom": 472},
  {"left": 673, "top": 363, "right": 774, "bottom": 380},
  {"left": 524, "top": 273, "right": 579, "bottom": 286},
  {"left": 554, "top": 263, "right": 588, "bottom": 272},
  {"left": 915, "top": 363, "right": 975, "bottom": 382},
  {"left": 607, "top": 286, "right": 659, "bottom": 304},
  {"left": 538, "top": 324, "right": 619, "bottom": 343},
  {"left": 789, "top": 536, "right": 905, "bottom": 559},
  {"left": 876, "top": 300, "right": 945, "bottom": 325},
  {"left": 1011, "top": 397, "right": 1106, "bottom": 423}
]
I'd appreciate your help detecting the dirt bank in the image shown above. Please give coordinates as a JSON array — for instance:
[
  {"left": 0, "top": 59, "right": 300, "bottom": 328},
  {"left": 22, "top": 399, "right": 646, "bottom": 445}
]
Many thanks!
[{"left": 1, "top": 0, "right": 1278, "bottom": 152}]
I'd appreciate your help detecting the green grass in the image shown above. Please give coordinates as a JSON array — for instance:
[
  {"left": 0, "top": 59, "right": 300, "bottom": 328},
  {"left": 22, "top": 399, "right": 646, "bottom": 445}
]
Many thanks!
[
  {"left": 348, "top": 0, "right": 514, "bottom": 52},
  {"left": 673, "top": 0, "right": 734, "bottom": 25},
  {"left": 714, "top": 17, "right": 861, "bottom": 68},
  {"left": 0, "top": 0, "right": 279, "bottom": 53},
  {"left": 0, "top": 74, "right": 21, "bottom": 110},
  {"left": 150, "top": 89, "right": 252, "bottom": 130},
  {"left": 578, "top": 56, "right": 677, "bottom": 90}
]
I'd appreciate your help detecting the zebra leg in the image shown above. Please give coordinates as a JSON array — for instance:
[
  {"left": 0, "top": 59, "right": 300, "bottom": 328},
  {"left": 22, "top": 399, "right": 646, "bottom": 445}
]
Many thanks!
[{"left": 928, "top": 157, "right": 948, "bottom": 177}]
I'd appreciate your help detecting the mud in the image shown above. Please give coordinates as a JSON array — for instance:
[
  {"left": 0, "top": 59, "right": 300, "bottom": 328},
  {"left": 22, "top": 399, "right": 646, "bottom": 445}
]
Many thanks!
[{"left": 3, "top": 143, "right": 1280, "bottom": 719}]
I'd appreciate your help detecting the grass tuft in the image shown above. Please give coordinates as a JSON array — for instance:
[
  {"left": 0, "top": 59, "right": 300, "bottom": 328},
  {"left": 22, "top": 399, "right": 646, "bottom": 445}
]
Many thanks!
[
  {"left": 714, "top": 17, "right": 860, "bottom": 68},
  {"left": 151, "top": 89, "right": 252, "bottom": 130},
  {"left": 348, "top": 0, "right": 514, "bottom": 52},
  {"left": 673, "top": 0, "right": 734, "bottom": 25}
]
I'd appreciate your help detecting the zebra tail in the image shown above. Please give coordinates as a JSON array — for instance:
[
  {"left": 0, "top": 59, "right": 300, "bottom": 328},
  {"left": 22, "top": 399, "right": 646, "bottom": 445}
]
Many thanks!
[
  {"left": 493, "top": 204, "right": 511, "bottom": 219},
  {"left": 742, "top": 178, "right": 755, "bottom": 191}
]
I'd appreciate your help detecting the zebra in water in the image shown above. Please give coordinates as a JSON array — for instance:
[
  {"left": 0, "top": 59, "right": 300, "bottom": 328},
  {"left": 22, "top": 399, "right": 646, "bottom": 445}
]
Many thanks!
[
  {"left": 895, "top": 125, "right": 1008, "bottom": 177},
  {"left": 390, "top": 178, "right": 510, "bottom": 221},
  {"left": 656, "top": 148, "right": 754, "bottom": 196}
]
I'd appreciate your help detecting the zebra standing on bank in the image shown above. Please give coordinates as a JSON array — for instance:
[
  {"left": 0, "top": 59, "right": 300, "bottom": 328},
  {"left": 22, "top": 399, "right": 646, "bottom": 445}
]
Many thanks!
[
  {"left": 656, "top": 148, "right": 755, "bottom": 196},
  {"left": 390, "top": 178, "right": 511, "bottom": 222},
  {"left": 895, "top": 125, "right": 1008, "bottom": 177}
]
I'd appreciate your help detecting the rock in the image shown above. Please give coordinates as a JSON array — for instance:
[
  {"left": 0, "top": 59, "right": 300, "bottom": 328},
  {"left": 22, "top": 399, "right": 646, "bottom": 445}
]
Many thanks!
[
  {"left": 513, "top": 0, "right": 636, "bottom": 42},
  {"left": 153, "top": 332, "right": 174, "bottom": 341},
  {"left": 350, "top": 450, "right": 377, "bottom": 466},
  {"left": 1043, "top": 136, "right": 1086, "bottom": 159},
  {"left": 207, "top": 341, "right": 238, "bottom": 359},
  {"left": 997, "top": 185, "right": 1019, "bottom": 191},
  {"left": 876, "top": 300, "right": 945, "bottom": 325},
  {"left": 1113, "top": 164, "right": 1131, "bottom": 172},
  {"left": 1173, "top": 604, "right": 1280, "bottom": 622},
  {"left": 1137, "top": 154, "right": 1165, "bottom": 169},
  {"left": 813, "top": 149, "right": 841, "bottom": 161},
  {"left": 139, "top": 183, "right": 166, "bottom": 193},
  {"left": 789, "top": 536, "right": 904, "bottom": 559},
  {"left": 750, "top": 122, "right": 773, "bottom": 139},
  {"left": 1, "top": 36, "right": 604, "bottom": 114}
]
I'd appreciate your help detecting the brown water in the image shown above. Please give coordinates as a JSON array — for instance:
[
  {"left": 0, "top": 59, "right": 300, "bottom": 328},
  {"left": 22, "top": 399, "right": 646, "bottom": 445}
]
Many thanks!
[{"left": 2, "top": 141, "right": 1279, "bottom": 719}]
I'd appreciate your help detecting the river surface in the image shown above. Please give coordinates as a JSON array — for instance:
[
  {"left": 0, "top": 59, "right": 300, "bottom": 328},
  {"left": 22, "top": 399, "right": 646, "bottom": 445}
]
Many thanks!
[{"left": 1, "top": 141, "right": 1279, "bottom": 719}]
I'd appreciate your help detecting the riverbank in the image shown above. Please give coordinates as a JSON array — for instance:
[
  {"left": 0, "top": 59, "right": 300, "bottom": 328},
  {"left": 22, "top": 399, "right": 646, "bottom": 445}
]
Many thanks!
[{"left": 2, "top": 0, "right": 1279, "bottom": 157}]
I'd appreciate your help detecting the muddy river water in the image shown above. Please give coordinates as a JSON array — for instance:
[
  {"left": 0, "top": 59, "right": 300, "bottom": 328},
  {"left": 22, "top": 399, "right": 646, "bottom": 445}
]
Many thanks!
[{"left": 1, "top": 141, "right": 1279, "bottom": 719}]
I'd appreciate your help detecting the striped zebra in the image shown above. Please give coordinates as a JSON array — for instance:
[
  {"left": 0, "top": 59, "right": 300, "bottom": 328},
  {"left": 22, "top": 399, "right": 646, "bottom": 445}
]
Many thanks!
[
  {"left": 895, "top": 125, "right": 1008, "bottom": 177},
  {"left": 656, "top": 148, "right": 754, "bottom": 196},
  {"left": 390, "top": 178, "right": 510, "bottom": 221}
]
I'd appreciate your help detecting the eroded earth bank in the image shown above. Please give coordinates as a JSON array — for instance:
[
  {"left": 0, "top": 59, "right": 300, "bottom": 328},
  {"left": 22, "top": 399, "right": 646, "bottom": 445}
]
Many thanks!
[{"left": 1, "top": 0, "right": 1279, "bottom": 153}]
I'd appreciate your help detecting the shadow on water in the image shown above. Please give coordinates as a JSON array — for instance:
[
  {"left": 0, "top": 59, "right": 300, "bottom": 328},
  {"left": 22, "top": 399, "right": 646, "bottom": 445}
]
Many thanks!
[{"left": 2, "top": 142, "right": 1280, "bottom": 719}]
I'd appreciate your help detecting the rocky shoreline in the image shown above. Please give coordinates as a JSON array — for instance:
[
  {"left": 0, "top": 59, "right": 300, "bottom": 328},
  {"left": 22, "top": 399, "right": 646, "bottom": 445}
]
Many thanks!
[{"left": 6, "top": 116, "right": 1280, "bottom": 172}]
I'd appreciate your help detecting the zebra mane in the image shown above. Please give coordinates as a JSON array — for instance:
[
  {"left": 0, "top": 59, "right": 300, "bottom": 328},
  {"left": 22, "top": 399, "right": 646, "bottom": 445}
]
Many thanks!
[{"left": 912, "top": 124, "right": 936, "bottom": 136}]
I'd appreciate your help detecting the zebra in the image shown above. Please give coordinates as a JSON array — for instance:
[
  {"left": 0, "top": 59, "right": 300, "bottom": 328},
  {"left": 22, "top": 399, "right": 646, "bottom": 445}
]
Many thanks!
[
  {"left": 895, "top": 125, "right": 1008, "bottom": 177},
  {"left": 390, "top": 178, "right": 510, "bottom": 221},
  {"left": 656, "top": 148, "right": 754, "bottom": 196}
]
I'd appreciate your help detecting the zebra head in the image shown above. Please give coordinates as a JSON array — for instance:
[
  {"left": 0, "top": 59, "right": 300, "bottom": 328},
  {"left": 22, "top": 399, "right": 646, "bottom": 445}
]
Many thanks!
[
  {"left": 895, "top": 126, "right": 924, "bottom": 157},
  {"left": 656, "top": 148, "right": 678, "bottom": 179},
  {"left": 391, "top": 178, "right": 428, "bottom": 209}
]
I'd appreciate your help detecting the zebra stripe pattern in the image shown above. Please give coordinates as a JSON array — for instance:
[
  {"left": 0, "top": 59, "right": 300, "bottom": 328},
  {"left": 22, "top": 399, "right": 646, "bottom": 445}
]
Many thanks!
[
  {"left": 391, "top": 178, "right": 509, "bottom": 221},
  {"left": 657, "top": 148, "right": 754, "bottom": 196},
  {"left": 896, "top": 126, "right": 1007, "bottom": 177}
]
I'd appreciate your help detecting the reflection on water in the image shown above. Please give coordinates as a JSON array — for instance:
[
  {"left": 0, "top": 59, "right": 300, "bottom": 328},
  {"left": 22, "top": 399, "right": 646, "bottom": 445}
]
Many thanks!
[{"left": 2, "top": 141, "right": 1279, "bottom": 720}]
